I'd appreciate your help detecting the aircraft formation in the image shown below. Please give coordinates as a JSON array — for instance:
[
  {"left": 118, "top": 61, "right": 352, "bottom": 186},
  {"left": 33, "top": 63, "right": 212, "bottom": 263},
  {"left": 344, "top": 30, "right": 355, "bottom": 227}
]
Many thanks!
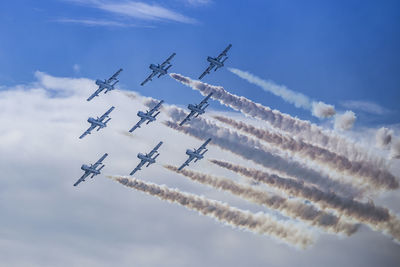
[{"left": 74, "top": 44, "right": 232, "bottom": 187}]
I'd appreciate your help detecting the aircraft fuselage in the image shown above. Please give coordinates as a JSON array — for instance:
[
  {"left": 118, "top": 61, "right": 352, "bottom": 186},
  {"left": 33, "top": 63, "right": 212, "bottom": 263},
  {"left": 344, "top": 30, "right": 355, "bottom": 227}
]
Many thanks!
[
  {"left": 150, "top": 64, "right": 167, "bottom": 75},
  {"left": 81, "top": 164, "right": 100, "bottom": 175},
  {"left": 137, "top": 153, "right": 156, "bottom": 164},
  {"left": 207, "top": 56, "right": 223, "bottom": 67},
  {"left": 138, "top": 111, "right": 156, "bottom": 121},
  {"left": 186, "top": 149, "right": 203, "bottom": 160},
  {"left": 188, "top": 104, "right": 206, "bottom": 114},
  {"left": 95, "top": 79, "right": 114, "bottom": 91},
  {"left": 88, "top": 117, "right": 106, "bottom": 128}
]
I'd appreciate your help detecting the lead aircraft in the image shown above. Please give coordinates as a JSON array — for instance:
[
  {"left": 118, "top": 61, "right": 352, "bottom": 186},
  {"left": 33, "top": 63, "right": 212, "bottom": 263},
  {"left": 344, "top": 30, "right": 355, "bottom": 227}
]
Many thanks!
[
  {"left": 141, "top": 53, "right": 176, "bottom": 86},
  {"left": 199, "top": 44, "right": 231, "bottom": 80}
]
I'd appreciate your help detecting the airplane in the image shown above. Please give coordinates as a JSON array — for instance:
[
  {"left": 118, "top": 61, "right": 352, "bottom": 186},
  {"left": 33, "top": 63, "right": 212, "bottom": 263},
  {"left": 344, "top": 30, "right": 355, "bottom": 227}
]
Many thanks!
[
  {"left": 129, "top": 100, "right": 164, "bottom": 133},
  {"left": 87, "top": 68, "right": 123, "bottom": 101},
  {"left": 74, "top": 153, "right": 108, "bottom": 186},
  {"left": 79, "top": 106, "right": 115, "bottom": 139},
  {"left": 178, "top": 138, "right": 212, "bottom": 171},
  {"left": 179, "top": 93, "right": 213, "bottom": 126},
  {"left": 130, "top": 141, "right": 163, "bottom": 175},
  {"left": 199, "top": 44, "right": 232, "bottom": 80},
  {"left": 141, "top": 53, "right": 176, "bottom": 86}
]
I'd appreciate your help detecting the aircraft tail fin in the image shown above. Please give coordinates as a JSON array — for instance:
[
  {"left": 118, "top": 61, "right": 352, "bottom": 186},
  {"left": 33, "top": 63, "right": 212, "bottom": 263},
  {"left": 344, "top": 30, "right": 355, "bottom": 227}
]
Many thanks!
[
  {"left": 110, "top": 80, "right": 119, "bottom": 89},
  {"left": 152, "top": 153, "right": 160, "bottom": 161},
  {"left": 200, "top": 149, "right": 208, "bottom": 156},
  {"left": 104, "top": 117, "right": 112, "bottom": 126},
  {"left": 97, "top": 164, "right": 105, "bottom": 173},
  {"left": 164, "top": 65, "right": 172, "bottom": 73}
]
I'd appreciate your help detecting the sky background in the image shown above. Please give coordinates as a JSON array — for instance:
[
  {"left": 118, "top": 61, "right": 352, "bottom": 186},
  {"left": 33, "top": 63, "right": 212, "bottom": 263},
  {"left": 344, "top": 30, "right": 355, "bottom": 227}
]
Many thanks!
[{"left": 1, "top": 1, "right": 400, "bottom": 266}]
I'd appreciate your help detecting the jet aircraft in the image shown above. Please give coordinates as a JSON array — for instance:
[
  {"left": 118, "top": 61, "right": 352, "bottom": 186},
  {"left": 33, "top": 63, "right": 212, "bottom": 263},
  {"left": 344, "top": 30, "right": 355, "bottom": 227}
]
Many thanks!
[
  {"left": 141, "top": 53, "right": 176, "bottom": 86},
  {"left": 74, "top": 153, "right": 108, "bottom": 186},
  {"left": 87, "top": 68, "right": 123, "bottom": 101},
  {"left": 179, "top": 93, "right": 213, "bottom": 126},
  {"left": 79, "top": 106, "right": 115, "bottom": 139},
  {"left": 178, "top": 138, "right": 212, "bottom": 171},
  {"left": 199, "top": 44, "right": 232, "bottom": 80},
  {"left": 129, "top": 100, "right": 164, "bottom": 133},
  {"left": 130, "top": 141, "right": 163, "bottom": 175}
]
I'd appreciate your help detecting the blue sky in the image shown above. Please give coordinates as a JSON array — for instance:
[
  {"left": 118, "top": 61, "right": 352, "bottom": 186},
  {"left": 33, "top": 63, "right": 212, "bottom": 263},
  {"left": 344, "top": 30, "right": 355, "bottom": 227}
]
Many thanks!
[{"left": 1, "top": 0, "right": 399, "bottom": 127}]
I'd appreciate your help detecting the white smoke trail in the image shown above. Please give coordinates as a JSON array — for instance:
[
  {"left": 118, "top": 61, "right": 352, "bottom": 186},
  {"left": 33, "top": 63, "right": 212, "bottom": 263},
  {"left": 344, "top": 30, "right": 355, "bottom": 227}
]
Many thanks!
[
  {"left": 334, "top": 111, "right": 357, "bottom": 131},
  {"left": 390, "top": 139, "right": 400, "bottom": 159},
  {"left": 109, "top": 175, "right": 315, "bottom": 248},
  {"left": 228, "top": 68, "right": 337, "bottom": 119},
  {"left": 210, "top": 159, "right": 400, "bottom": 243},
  {"left": 213, "top": 115, "right": 399, "bottom": 191},
  {"left": 312, "top": 101, "right": 336, "bottom": 118},
  {"left": 169, "top": 73, "right": 384, "bottom": 167},
  {"left": 165, "top": 165, "right": 359, "bottom": 236},
  {"left": 164, "top": 118, "right": 364, "bottom": 197},
  {"left": 375, "top": 127, "right": 393, "bottom": 148}
]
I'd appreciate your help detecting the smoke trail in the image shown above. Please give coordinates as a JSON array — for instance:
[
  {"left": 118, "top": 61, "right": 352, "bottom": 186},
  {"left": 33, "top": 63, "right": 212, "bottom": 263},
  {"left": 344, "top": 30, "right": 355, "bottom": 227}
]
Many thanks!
[
  {"left": 213, "top": 115, "right": 399, "bottom": 190},
  {"left": 165, "top": 165, "right": 359, "bottom": 236},
  {"left": 209, "top": 159, "right": 400, "bottom": 242},
  {"left": 228, "top": 68, "right": 312, "bottom": 110},
  {"left": 312, "top": 101, "right": 336, "bottom": 118},
  {"left": 334, "top": 111, "right": 356, "bottom": 131},
  {"left": 390, "top": 139, "right": 400, "bottom": 159},
  {"left": 228, "top": 68, "right": 336, "bottom": 119},
  {"left": 164, "top": 119, "right": 363, "bottom": 197},
  {"left": 210, "top": 159, "right": 389, "bottom": 223},
  {"left": 169, "top": 73, "right": 384, "bottom": 167},
  {"left": 375, "top": 127, "right": 393, "bottom": 149},
  {"left": 110, "top": 176, "right": 314, "bottom": 248}
]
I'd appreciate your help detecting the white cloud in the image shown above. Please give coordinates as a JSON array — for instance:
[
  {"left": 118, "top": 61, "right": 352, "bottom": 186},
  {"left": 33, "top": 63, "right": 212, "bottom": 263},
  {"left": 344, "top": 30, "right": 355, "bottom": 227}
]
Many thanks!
[
  {"left": 56, "top": 18, "right": 140, "bottom": 27},
  {"left": 182, "top": 0, "right": 212, "bottom": 6},
  {"left": 341, "top": 100, "right": 389, "bottom": 115},
  {"left": 70, "top": 0, "right": 197, "bottom": 24},
  {"left": 1, "top": 72, "right": 399, "bottom": 266},
  {"left": 73, "top": 64, "right": 81, "bottom": 73}
]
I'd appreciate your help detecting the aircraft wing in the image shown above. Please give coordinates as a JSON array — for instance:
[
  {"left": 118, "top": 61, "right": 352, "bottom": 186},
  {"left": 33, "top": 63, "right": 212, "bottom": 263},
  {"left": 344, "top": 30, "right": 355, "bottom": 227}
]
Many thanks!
[
  {"left": 98, "top": 106, "right": 115, "bottom": 121},
  {"left": 198, "top": 138, "right": 212, "bottom": 152},
  {"left": 198, "top": 93, "right": 213, "bottom": 107},
  {"left": 141, "top": 71, "right": 157, "bottom": 86},
  {"left": 79, "top": 124, "right": 96, "bottom": 139},
  {"left": 107, "top": 68, "right": 123, "bottom": 83},
  {"left": 92, "top": 153, "right": 108, "bottom": 169},
  {"left": 179, "top": 110, "right": 196, "bottom": 126},
  {"left": 160, "top": 53, "right": 176, "bottom": 67},
  {"left": 216, "top": 44, "right": 232, "bottom": 60},
  {"left": 73, "top": 171, "right": 90, "bottom": 187},
  {"left": 178, "top": 155, "right": 195, "bottom": 171},
  {"left": 129, "top": 117, "right": 146, "bottom": 133},
  {"left": 148, "top": 100, "right": 164, "bottom": 115},
  {"left": 199, "top": 63, "right": 215, "bottom": 80},
  {"left": 87, "top": 86, "right": 104, "bottom": 102},
  {"left": 148, "top": 141, "right": 163, "bottom": 157},
  {"left": 130, "top": 159, "right": 146, "bottom": 176}
]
